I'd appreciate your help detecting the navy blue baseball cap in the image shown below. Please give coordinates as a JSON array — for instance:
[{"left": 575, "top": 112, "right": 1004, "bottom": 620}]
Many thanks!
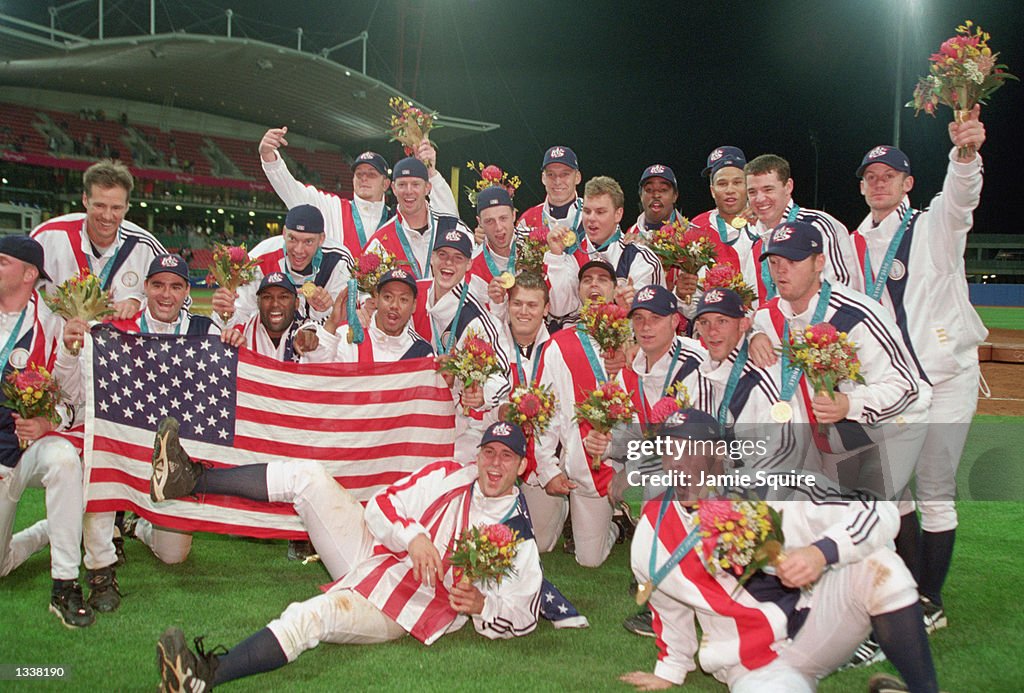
[
  {"left": 759, "top": 221, "right": 823, "bottom": 262},
  {"left": 629, "top": 284, "right": 678, "bottom": 317},
  {"left": 479, "top": 421, "right": 527, "bottom": 457},
  {"left": 856, "top": 145, "right": 911, "bottom": 178},
  {"left": 377, "top": 267, "right": 418, "bottom": 297},
  {"left": 353, "top": 151, "right": 390, "bottom": 176},
  {"left": 257, "top": 271, "right": 297, "bottom": 296},
  {"left": 146, "top": 253, "right": 190, "bottom": 281},
  {"left": 577, "top": 259, "right": 617, "bottom": 283},
  {"left": 541, "top": 145, "right": 579, "bottom": 171},
  {"left": 392, "top": 156, "right": 430, "bottom": 181},
  {"left": 695, "top": 288, "right": 746, "bottom": 319},
  {"left": 639, "top": 164, "right": 677, "bottom": 189},
  {"left": 0, "top": 235, "right": 49, "bottom": 281},
  {"left": 660, "top": 408, "right": 721, "bottom": 442},
  {"left": 285, "top": 204, "right": 325, "bottom": 234},
  {"left": 433, "top": 227, "right": 473, "bottom": 258},
  {"left": 702, "top": 146, "right": 747, "bottom": 178},
  {"left": 476, "top": 186, "right": 514, "bottom": 213}
]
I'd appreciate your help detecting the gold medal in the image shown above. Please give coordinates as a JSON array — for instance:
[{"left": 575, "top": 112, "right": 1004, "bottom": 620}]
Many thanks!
[
  {"left": 770, "top": 401, "right": 793, "bottom": 423},
  {"left": 562, "top": 231, "right": 577, "bottom": 248},
  {"left": 635, "top": 580, "right": 654, "bottom": 606},
  {"left": 730, "top": 216, "right": 748, "bottom": 229},
  {"left": 497, "top": 271, "right": 516, "bottom": 290},
  {"left": 300, "top": 282, "right": 317, "bottom": 299}
]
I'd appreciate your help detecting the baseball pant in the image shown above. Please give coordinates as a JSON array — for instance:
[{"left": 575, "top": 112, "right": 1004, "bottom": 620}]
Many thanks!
[
  {"left": 0, "top": 437, "right": 82, "bottom": 580},
  {"left": 134, "top": 519, "right": 193, "bottom": 564},
  {"left": 519, "top": 481, "right": 568, "bottom": 553}
]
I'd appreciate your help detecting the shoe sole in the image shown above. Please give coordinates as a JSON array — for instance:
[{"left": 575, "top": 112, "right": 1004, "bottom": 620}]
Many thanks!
[
  {"left": 151, "top": 418, "right": 182, "bottom": 502},
  {"left": 156, "top": 627, "right": 188, "bottom": 693},
  {"left": 924, "top": 613, "right": 948, "bottom": 634},
  {"left": 49, "top": 602, "right": 94, "bottom": 629},
  {"left": 623, "top": 626, "right": 656, "bottom": 638}
]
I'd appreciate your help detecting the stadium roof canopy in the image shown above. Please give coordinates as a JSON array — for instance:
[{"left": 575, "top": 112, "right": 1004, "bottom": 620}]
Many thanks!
[{"left": 0, "top": 9, "right": 498, "bottom": 149}]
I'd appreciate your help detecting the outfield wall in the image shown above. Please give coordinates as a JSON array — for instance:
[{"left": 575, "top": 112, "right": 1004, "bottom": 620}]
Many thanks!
[{"left": 970, "top": 284, "right": 1024, "bottom": 307}]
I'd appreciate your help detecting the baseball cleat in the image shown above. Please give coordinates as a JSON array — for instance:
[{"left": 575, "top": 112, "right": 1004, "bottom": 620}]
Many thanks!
[
  {"left": 622, "top": 609, "right": 656, "bottom": 638},
  {"left": 151, "top": 417, "right": 204, "bottom": 502},
  {"left": 867, "top": 673, "right": 949, "bottom": 693},
  {"left": 156, "top": 627, "right": 220, "bottom": 693},
  {"left": 49, "top": 580, "right": 95, "bottom": 629},
  {"left": 86, "top": 565, "right": 121, "bottom": 613},
  {"left": 920, "top": 596, "right": 947, "bottom": 633},
  {"left": 840, "top": 636, "right": 886, "bottom": 670}
]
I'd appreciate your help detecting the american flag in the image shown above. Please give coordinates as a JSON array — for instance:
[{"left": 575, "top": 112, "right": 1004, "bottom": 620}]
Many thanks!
[{"left": 83, "top": 325, "right": 456, "bottom": 539}]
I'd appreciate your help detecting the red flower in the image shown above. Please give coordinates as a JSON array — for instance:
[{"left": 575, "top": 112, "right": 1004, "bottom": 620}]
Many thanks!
[
  {"left": 529, "top": 227, "right": 549, "bottom": 243},
  {"left": 518, "top": 393, "right": 541, "bottom": 417},
  {"left": 358, "top": 253, "right": 381, "bottom": 274},
  {"left": 704, "top": 264, "right": 737, "bottom": 289},
  {"left": 682, "top": 228, "right": 713, "bottom": 245},
  {"left": 15, "top": 369, "right": 48, "bottom": 390},
  {"left": 465, "top": 337, "right": 495, "bottom": 357},
  {"left": 807, "top": 323, "right": 838, "bottom": 346},
  {"left": 481, "top": 165, "right": 503, "bottom": 181},
  {"left": 205, "top": 272, "right": 216, "bottom": 287},
  {"left": 608, "top": 403, "right": 626, "bottom": 419},
  {"left": 650, "top": 396, "right": 680, "bottom": 424},
  {"left": 227, "top": 246, "right": 249, "bottom": 264},
  {"left": 485, "top": 523, "right": 514, "bottom": 546}
]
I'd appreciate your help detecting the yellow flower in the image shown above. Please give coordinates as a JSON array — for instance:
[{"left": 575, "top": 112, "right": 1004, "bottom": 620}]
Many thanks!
[
  {"left": 722, "top": 532, "right": 733, "bottom": 543},
  {"left": 725, "top": 521, "right": 735, "bottom": 531},
  {"left": 24, "top": 386, "right": 34, "bottom": 395}
]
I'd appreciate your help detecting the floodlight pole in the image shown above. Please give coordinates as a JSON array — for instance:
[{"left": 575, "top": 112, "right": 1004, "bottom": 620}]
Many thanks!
[
  {"left": 97, "top": 0, "right": 103, "bottom": 39},
  {"left": 150, "top": 0, "right": 155, "bottom": 35},
  {"left": 893, "top": 9, "right": 905, "bottom": 148},
  {"left": 297, "top": 27, "right": 303, "bottom": 51},
  {"left": 226, "top": 9, "right": 233, "bottom": 39}
]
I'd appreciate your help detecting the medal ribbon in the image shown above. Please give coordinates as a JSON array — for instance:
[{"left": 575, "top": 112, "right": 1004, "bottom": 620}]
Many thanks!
[
  {"left": 140, "top": 312, "right": 182, "bottom": 336},
  {"left": 779, "top": 279, "right": 832, "bottom": 402},
  {"left": 637, "top": 341, "right": 682, "bottom": 430},
  {"left": 285, "top": 247, "right": 323, "bottom": 284},
  {"left": 543, "top": 201, "right": 582, "bottom": 255},
  {"left": 513, "top": 342, "right": 543, "bottom": 386},
  {"left": 715, "top": 214, "right": 760, "bottom": 246},
  {"left": 575, "top": 326, "right": 607, "bottom": 384},
  {"left": 648, "top": 489, "right": 702, "bottom": 596},
  {"left": 864, "top": 209, "right": 914, "bottom": 302},
  {"left": 346, "top": 278, "right": 364, "bottom": 344},
  {"left": 395, "top": 214, "right": 437, "bottom": 280},
  {"left": 432, "top": 283, "right": 469, "bottom": 355},
  {"left": 717, "top": 340, "right": 750, "bottom": 431},
  {"left": 0, "top": 309, "right": 28, "bottom": 367},
  {"left": 483, "top": 242, "right": 516, "bottom": 279},
  {"left": 83, "top": 221, "right": 122, "bottom": 289}
]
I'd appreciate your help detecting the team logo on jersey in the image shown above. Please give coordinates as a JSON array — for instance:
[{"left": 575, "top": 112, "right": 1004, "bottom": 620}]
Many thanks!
[
  {"left": 160, "top": 256, "right": 180, "bottom": 268},
  {"left": 704, "top": 289, "right": 725, "bottom": 303},
  {"left": 636, "top": 287, "right": 656, "bottom": 303},
  {"left": 772, "top": 225, "right": 794, "bottom": 243},
  {"left": 121, "top": 271, "right": 139, "bottom": 288},
  {"left": 867, "top": 146, "right": 890, "bottom": 159},
  {"left": 549, "top": 147, "right": 566, "bottom": 158},
  {"left": 267, "top": 272, "right": 286, "bottom": 283},
  {"left": 8, "top": 348, "right": 29, "bottom": 370},
  {"left": 648, "top": 164, "right": 666, "bottom": 174},
  {"left": 391, "top": 268, "right": 408, "bottom": 279},
  {"left": 889, "top": 259, "right": 907, "bottom": 281},
  {"left": 491, "top": 422, "right": 512, "bottom": 437},
  {"left": 445, "top": 230, "right": 463, "bottom": 242},
  {"left": 709, "top": 148, "right": 724, "bottom": 162}
]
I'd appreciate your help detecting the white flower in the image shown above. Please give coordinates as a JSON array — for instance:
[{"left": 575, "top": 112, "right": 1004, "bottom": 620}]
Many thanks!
[{"left": 963, "top": 59, "right": 985, "bottom": 84}]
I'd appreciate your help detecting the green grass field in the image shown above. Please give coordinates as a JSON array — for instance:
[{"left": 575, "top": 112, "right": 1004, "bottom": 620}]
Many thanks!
[
  {"left": 974, "top": 306, "right": 1024, "bottom": 332},
  {"left": 2, "top": 416, "right": 1022, "bottom": 691}
]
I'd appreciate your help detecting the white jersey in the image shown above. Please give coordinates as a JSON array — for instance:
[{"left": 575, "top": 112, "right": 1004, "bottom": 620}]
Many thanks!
[{"left": 302, "top": 319, "right": 432, "bottom": 363}]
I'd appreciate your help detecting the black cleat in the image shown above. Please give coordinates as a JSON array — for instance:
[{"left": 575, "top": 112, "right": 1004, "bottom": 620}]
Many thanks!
[
  {"left": 156, "top": 627, "right": 222, "bottom": 693},
  {"left": 613, "top": 502, "right": 637, "bottom": 544},
  {"left": 921, "top": 596, "right": 947, "bottom": 633},
  {"left": 840, "top": 636, "right": 886, "bottom": 670},
  {"left": 622, "top": 609, "right": 655, "bottom": 638},
  {"left": 50, "top": 579, "right": 95, "bottom": 629},
  {"left": 151, "top": 417, "right": 204, "bottom": 502},
  {"left": 86, "top": 565, "right": 121, "bottom": 613}
]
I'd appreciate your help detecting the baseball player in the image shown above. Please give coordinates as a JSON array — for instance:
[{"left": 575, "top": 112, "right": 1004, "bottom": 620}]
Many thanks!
[
  {"left": 364, "top": 157, "right": 473, "bottom": 283},
  {"left": 849, "top": 105, "right": 989, "bottom": 629},
  {"left": 258, "top": 127, "right": 458, "bottom": 253},
  {"left": 0, "top": 236, "right": 95, "bottom": 627},
  {"left": 625, "top": 164, "right": 683, "bottom": 243},
  {"left": 620, "top": 408, "right": 942, "bottom": 693},
  {"left": 151, "top": 419, "right": 541, "bottom": 691},
  {"left": 744, "top": 154, "right": 862, "bottom": 303},
  {"left": 212, "top": 205, "right": 352, "bottom": 330},
  {"left": 221, "top": 273, "right": 303, "bottom": 362},
  {"left": 747, "top": 221, "right": 929, "bottom": 501},
  {"left": 31, "top": 158, "right": 170, "bottom": 320}
]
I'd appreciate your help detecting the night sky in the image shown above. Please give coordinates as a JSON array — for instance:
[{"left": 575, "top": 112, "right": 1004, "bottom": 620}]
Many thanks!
[{"left": 9, "top": 0, "right": 1023, "bottom": 235}]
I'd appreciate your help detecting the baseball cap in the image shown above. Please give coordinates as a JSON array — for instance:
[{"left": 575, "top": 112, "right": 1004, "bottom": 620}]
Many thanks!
[
  {"left": 639, "top": 164, "right": 677, "bottom": 189},
  {"left": 478, "top": 421, "right": 527, "bottom": 457},
  {"left": 660, "top": 408, "right": 721, "bottom": 442},
  {"left": 0, "top": 235, "right": 49, "bottom": 281},
  {"left": 285, "top": 204, "right": 325, "bottom": 234},
  {"left": 432, "top": 223, "right": 473, "bottom": 258},
  {"left": 701, "top": 146, "right": 747, "bottom": 178},
  {"left": 577, "top": 259, "right": 617, "bottom": 283},
  {"left": 377, "top": 267, "right": 418, "bottom": 297},
  {"left": 353, "top": 151, "right": 389, "bottom": 176},
  {"left": 257, "top": 272, "right": 297, "bottom": 296},
  {"left": 629, "top": 284, "right": 678, "bottom": 317},
  {"left": 758, "top": 221, "right": 823, "bottom": 262},
  {"left": 856, "top": 145, "right": 911, "bottom": 178},
  {"left": 146, "top": 253, "right": 190, "bottom": 281},
  {"left": 541, "top": 145, "right": 579, "bottom": 171},
  {"left": 476, "top": 186, "right": 514, "bottom": 214},
  {"left": 392, "top": 156, "right": 430, "bottom": 181},
  {"left": 694, "top": 288, "right": 746, "bottom": 319}
]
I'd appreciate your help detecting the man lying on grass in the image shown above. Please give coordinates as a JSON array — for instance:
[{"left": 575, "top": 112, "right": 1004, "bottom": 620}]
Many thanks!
[{"left": 150, "top": 418, "right": 540, "bottom": 691}]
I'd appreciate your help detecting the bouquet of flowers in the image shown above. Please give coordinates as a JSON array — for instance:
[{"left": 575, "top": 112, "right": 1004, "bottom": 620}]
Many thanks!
[
  {"left": 41, "top": 270, "right": 114, "bottom": 355},
  {"left": 388, "top": 96, "right": 437, "bottom": 155},
  {"left": 780, "top": 323, "right": 865, "bottom": 400},
  {"left": 579, "top": 297, "right": 632, "bottom": 357},
  {"left": 515, "top": 226, "right": 576, "bottom": 275},
  {"left": 205, "top": 244, "right": 259, "bottom": 321},
  {"left": 696, "top": 498, "right": 786, "bottom": 593},
  {"left": 504, "top": 383, "right": 556, "bottom": 441},
  {"left": 2, "top": 364, "right": 64, "bottom": 448},
  {"left": 574, "top": 380, "right": 635, "bottom": 468},
  {"left": 464, "top": 162, "right": 521, "bottom": 207},
  {"left": 449, "top": 523, "right": 523, "bottom": 587},
  {"left": 353, "top": 247, "right": 403, "bottom": 296},
  {"left": 702, "top": 264, "right": 757, "bottom": 311},
  {"left": 650, "top": 218, "right": 717, "bottom": 274},
  {"left": 908, "top": 20, "right": 1017, "bottom": 157},
  {"left": 648, "top": 382, "right": 692, "bottom": 426},
  {"left": 438, "top": 329, "right": 503, "bottom": 414}
]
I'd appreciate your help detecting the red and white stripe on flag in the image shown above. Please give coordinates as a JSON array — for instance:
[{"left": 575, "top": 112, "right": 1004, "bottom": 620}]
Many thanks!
[{"left": 83, "top": 325, "right": 456, "bottom": 539}]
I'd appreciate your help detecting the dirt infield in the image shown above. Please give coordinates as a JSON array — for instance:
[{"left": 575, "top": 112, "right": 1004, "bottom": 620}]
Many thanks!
[{"left": 979, "top": 328, "right": 1024, "bottom": 416}]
